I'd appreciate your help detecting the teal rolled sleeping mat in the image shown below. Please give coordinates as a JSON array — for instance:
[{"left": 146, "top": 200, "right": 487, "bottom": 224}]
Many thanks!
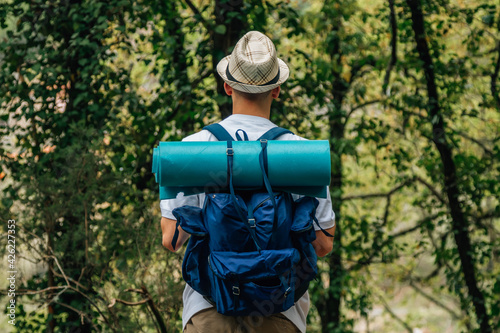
[{"left": 152, "top": 140, "right": 331, "bottom": 199}]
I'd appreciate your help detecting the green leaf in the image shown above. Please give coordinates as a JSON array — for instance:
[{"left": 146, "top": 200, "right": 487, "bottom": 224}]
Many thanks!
[{"left": 214, "top": 24, "right": 227, "bottom": 35}]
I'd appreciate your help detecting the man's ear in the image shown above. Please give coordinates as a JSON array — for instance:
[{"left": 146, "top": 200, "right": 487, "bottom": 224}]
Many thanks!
[
  {"left": 271, "top": 86, "right": 281, "bottom": 99},
  {"left": 224, "top": 82, "right": 233, "bottom": 96}
]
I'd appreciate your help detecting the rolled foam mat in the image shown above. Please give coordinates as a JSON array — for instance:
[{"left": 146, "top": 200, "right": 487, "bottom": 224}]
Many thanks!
[{"left": 153, "top": 140, "right": 330, "bottom": 199}]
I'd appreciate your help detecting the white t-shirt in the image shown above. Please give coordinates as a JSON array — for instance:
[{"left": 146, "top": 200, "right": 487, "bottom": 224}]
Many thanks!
[{"left": 160, "top": 114, "right": 335, "bottom": 332}]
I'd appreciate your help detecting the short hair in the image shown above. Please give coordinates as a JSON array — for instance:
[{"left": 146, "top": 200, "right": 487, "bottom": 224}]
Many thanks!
[{"left": 233, "top": 88, "right": 272, "bottom": 101}]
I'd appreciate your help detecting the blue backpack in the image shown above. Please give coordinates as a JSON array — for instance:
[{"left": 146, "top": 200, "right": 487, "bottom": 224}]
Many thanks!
[{"left": 171, "top": 124, "right": 328, "bottom": 316}]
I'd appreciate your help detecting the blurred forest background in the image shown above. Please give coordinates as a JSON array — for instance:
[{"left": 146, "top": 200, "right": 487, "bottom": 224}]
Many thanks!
[{"left": 0, "top": 0, "right": 499, "bottom": 332}]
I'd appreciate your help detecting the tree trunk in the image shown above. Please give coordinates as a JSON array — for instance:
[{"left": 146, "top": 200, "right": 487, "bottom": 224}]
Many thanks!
[
  {"left": 406, "top": 1, "right": 491, "bottom": 331},
  {"left": 47, "top": 213, "right": 56, "bottom": 333},
  {"left": 317, "top": 7, "right": 349, "bottom": 331},
  {"left": 213, "top": 0, "right": 246, "bottom": 119},
  {"left": 324, "top": 120, "right": 345, "bottom": 333}
]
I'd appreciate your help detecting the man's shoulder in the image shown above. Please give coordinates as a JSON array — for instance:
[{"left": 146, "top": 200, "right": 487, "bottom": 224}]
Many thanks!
[
  {"left": 182, "top": 130, "right": 215, "bottom": 142},
  {"left": 182, "top": 123, "right": 307, "bottom": 142},
  {"left": 278, "top": 133, "right": 306, "bottom": 141}
]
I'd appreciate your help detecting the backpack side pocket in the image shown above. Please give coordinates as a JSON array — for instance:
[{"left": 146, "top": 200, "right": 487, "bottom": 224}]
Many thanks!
[
  {"left": 172, "top": 206, "right": 211, "bottom": 297},
  {"left": 291, "top": 196, "right": 320, "bottom": 301},
  {"left": 172, "top": 206, "right": 207, "bottom": 236}
]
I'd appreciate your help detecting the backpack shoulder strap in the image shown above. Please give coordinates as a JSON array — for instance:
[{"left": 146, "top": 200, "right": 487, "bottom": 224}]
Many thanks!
[
  {"left": 258, "top": 127, "right": 294, "bottom": 141},
  {"left": 203, "top": 123, "right": 234, "bottom": 141}
]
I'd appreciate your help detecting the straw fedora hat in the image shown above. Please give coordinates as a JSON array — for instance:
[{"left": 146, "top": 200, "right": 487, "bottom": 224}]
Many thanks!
[{"left": 216, "top": 31, "right": 289, "bottom": 94}]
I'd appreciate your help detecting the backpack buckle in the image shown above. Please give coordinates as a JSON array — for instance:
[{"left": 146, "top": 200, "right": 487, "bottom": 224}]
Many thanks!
[
  {"left": 226, "top": 148, "right": 234, "bottom": 156},
  {"left": 232, "top": 286, "right": 240, "bottom": 296},
  {"left": 248, "top": 218, "right": 256, "bottom": 228}
]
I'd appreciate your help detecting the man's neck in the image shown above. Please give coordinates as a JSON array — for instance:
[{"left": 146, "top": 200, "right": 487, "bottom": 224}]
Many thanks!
[{"left": 231, "top": 99, "right": 271, "bottom": 119}]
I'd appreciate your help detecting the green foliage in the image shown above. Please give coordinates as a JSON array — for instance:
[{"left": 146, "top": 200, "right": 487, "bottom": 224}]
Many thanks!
[
  {"left": 0, "top": 0, "right": 498, "bottom": 332},
  {"left": 7, "top": 304, "right": 47, "bottom": 332}
]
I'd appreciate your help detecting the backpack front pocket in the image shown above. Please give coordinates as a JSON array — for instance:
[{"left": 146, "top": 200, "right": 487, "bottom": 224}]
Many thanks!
[
  {"left": 204, "top": 193, "right": 255, "bottom": 252},
  {"left": 207, "top": 249, "right": 300, "bottom": 316}
]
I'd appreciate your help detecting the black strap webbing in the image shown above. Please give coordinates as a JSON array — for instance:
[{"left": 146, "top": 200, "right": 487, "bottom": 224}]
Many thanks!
[
  {"left": 258, "top": 127, "right": 294, "bottom": 140},
  {"left": 204, "top": 123, "right": 294, "bottom": 142},
  {"left": 204, "top": 123, "right": 234, "bottom": 141}
]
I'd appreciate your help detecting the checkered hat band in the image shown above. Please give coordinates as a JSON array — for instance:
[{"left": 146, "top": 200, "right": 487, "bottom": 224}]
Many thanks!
[{"left": 226, "top": 66, "right": 280, "bottom": 86}]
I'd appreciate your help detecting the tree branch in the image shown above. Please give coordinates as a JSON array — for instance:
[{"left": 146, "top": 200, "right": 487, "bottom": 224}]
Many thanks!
[
  {"left": 477, "top": 210, "right": 500, "bottom": 221},
  {"left": 375, "top": 293, "right": 413, "bottom": 333},
  {"left": 349, "top": 56, "right": 376, "bottom": 83},
  {"left": 108, "top": 298, "right": 150, "bottom": 307},
  {"left": 413, "top": 176, "right": 446, "bottom": 204},
  {"left": 410, "top": 258, "right": 444, "bottom": 283},
  {"left": 125, "top": 288, "right": 146, "bottom": 294},
  {"left": 342, "top": 178, "right": 412, "bottom": 201},
  {"left": 142, "top": 285, "right": 168, "bottom": 333},
  {"left": 54, "top": 301, "right": 99, "bottom": 331},
  {"left": 383, "top": 0, "right": 398, "bottom": 95},
  {"left": 107, "top": 286, "right": 168, "bottom": 333},
  {"left": 15, "top": 277, "right": 111, "bottom": 327},
  {"left": 454, "top": 130, "right": 494, "bottom": 156},
  {"left": 390, "top": 214, "right": 436, "bottom": 239},
  {"left": 388, "top": 102, "right": 427, "bottom": 118},
  {"left": 183, "top": 0, "right": 210, "bottom": 31},
  {"left": 191, "top": 69, "right": 213, "bottom": 89},
  {"left": 47, "top": 254, "right": 70, "bottom": 286},
  {"left": 13, "top": 286, "right": 68, "bottom": 296},
  {"left": 426, "top": 228, "right": 456, "bottom": 277},
  {"left": 382, "top": 194, "right": 391, "bottom": 227},
  {"left": 348, "top": 213, "right": 439, "bottom": 271},
  {"left": 346, "top": 99, "right": 382, "bottom": 121},
  {"left": 490, "top": 40, "right": 500, "bottom": 110},
  {"left": 408, "top": 280, "right": 461, "bottom": 319}
]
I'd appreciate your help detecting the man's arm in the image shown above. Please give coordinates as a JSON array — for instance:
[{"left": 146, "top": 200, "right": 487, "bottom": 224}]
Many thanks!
[
  {"left": 312, "top": 225, "right": 336, "bottom": 257},
  {"left": 161, "top": 217, "right": 190, "bottom": 252}
]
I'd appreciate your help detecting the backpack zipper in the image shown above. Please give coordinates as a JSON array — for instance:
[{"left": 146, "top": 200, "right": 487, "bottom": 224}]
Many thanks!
[
  {"left": 208, "top": 254, "right": 224, "bottom": 279},
  {"left": 253, "top": 193, "right": 279, "bottom": 212}
]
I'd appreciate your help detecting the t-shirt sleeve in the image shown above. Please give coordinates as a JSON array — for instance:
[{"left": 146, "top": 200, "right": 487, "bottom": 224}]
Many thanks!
[
  {"left": 314, "top": 189, "right": 335, "bottom": 231},
  {"left": 160, "top": 193, "right": 202, "bottom": 220}
]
